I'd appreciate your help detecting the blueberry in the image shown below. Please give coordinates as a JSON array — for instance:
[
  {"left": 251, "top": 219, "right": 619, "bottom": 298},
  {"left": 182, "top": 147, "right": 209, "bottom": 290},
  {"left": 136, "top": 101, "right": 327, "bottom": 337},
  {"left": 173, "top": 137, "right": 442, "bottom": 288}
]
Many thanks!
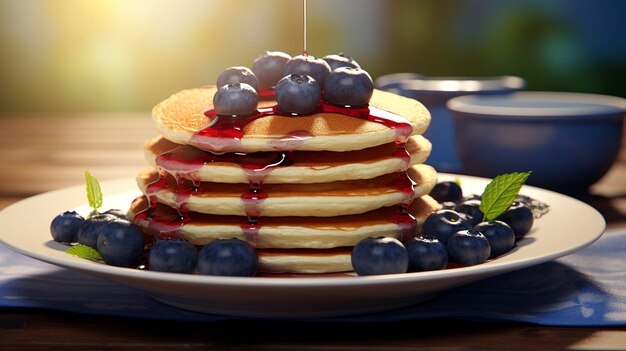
[
  {"left": 447, "top": 229, "right": 491, "bottom": 266},
  {"left": 429, "top": 181, "right": 463, "bottom": 203},
  {"left": 149, "top": 239, "right": 198, "bottom": 274},
  {"left": 474, "top": 221, "right": 515, "bottom": 257},
  {"left": 422, "top": 209, "right": 472, "bottom": 245},
  {"left": 102, "top": 208, "right": 128, "bottom": 220},
  {"left": 197, "top": 238, "right": 257, "bottom": 276},
  {"left": 275, "top": 74, "right": 321, "bottom": 114},
  {"left": 454, "top": 199, "right": 484, "bottom": 227},
  {"left": 323, "top": 67, "right": 374, "bottom": 107},
  {"left": 283, "top": 55, "right": 332, "bottom": 89},
  {"left": 212, "top": 83, "right": 258, "bottom": 116},
  {"left": 77, "top": 213, "right": 121, "bottom": 249},
  {"left": 496, "top": 201, "right": 534, "bottom": 240},
  {"left": 351, "top": 236, "right": 408, "bottom": 276},
  {"left": 216, "top": 66, "right": 259, "bottom": 92},
  {"left": 50, "top": 211, "right": 85, "bottom": 243},
  {"left": 322, "top": 53, "right": 361, "bottom": 71},
  {"left": 97, "top": 220, "right": 145, "bottom": 267},
  {"left": 251, "top": 51, "right": 291, "bottom": 89},
  {"left": 404, "top": 235, "right": 448, "bottom": 272}
]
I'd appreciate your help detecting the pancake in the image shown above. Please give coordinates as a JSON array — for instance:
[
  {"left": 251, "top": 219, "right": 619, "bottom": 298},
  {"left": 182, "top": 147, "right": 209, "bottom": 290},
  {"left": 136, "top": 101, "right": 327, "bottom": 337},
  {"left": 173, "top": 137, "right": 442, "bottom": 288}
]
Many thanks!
[
  {"left": 136, "top": 164, "right": 438, "bottom": 217},
  {"left": 152, "top": 86, "right": 431, "bottom": 153},
  {"left": 129, "top": 195, "right": 441, "bottom": 249},
  {"left": 257, "top": 248, "right": 353, "bottom": 274},
  {"left": 144, "top": 135, "right": 432, "bottom": 184}
]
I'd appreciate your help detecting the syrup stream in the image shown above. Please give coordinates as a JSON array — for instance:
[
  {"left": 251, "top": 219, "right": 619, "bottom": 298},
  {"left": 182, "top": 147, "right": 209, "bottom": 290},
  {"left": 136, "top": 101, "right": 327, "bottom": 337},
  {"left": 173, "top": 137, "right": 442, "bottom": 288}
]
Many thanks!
[{"left": 303, "top": 0, "right": 307, "bottom": 56}]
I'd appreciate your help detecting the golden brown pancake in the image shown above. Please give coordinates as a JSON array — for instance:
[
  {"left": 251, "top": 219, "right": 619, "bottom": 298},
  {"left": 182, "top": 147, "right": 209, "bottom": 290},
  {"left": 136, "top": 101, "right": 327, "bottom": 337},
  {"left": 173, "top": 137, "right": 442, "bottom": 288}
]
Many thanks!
[
  {"left": 256, "top": 248, "right": 354, "bottom": 274},
  {"left": 144, "top": 135, "right": 432, "bottom": 184},
  {"left": 128, "top": 195, "right": 441, "bottom": 249},
  {"left": 152, "top": 87, "right": 431, "bottom": 153},
  {"left": 135, "top": 164, "right": 438, "bottom": 217}
]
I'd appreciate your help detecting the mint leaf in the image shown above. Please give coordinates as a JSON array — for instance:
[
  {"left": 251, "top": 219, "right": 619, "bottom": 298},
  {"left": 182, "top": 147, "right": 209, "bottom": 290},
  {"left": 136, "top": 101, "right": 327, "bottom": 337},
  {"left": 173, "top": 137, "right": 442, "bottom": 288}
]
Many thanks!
[
  {"left": 85, "top": 171, "right": 102, "bottom": 212},
  {"left": 480, "top": 171, "right": 532, "bottom": 221},
  {"left": 66, "top": 244, "right": 104, "bottom": 261}
]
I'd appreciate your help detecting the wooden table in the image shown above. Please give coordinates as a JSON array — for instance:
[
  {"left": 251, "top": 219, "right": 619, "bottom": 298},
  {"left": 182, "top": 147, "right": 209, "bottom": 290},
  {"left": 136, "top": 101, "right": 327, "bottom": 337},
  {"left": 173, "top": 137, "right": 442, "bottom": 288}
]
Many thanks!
[{"left": 0, "top": 114, "right": 625, "bottom": 350}]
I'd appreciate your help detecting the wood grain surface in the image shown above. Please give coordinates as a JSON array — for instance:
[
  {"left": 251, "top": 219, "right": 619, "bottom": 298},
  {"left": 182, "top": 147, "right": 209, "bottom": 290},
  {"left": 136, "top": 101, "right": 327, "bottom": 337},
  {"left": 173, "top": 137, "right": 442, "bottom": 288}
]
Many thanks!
[{"left": 0, "top": 113, "right": 625, "bottom": 350}]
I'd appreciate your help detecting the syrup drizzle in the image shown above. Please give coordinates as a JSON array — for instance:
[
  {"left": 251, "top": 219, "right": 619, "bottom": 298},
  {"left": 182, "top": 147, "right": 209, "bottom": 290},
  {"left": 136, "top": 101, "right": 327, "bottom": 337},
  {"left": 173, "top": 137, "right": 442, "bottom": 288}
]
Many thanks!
[
  {"left": 143, "top": 99, "right": 417, "bottom": 247},
  {"left": 190, "top": 102, "right": 413, "bottom": 153},
  {"left": 393, "top": 141, "right": 411, "bottom": 172},
  {"left": 155, "top": 146, "right": 292, "bottom": 183},
  {"left": 390, "top": 170, "right": 417, "bottom": 242},
  {"left": 241, "top": 218, "right": 262, "bottom": 246},
  {"left": 394, "top": 172, "right": 417, "bottom": 209},
  {"left": 133, "top": 195, "right": 190, "bottom": 241},
  {"left": 150, "top": 151, "right": 293, "bottom": 247},
  {"left": 258, "top": 88, "right": 276, "bottom": 101}
]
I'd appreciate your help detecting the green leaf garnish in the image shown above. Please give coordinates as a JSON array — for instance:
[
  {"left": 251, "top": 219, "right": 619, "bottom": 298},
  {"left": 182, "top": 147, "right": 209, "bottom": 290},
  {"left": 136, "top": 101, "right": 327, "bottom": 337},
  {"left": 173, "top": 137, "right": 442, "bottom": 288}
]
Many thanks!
[
  {"left": 66, "top": 244, "right": 104, "bottom": 261},
  {"left": 85, "top": 171, "right": 102, "bottom": 213},
  {"left": 480, "top": 171, "right": 532, "bottom": 221}
]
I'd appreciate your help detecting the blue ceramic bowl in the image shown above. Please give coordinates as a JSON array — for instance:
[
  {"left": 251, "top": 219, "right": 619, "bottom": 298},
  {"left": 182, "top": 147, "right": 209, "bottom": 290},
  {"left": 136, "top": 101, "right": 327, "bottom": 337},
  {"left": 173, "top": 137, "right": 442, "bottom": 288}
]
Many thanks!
[
  {"left": 447, "top": 92, "right": 626, "bottom": 193},
  {"left": 375, "top": 74, "right": 525, "bottom": 173}
]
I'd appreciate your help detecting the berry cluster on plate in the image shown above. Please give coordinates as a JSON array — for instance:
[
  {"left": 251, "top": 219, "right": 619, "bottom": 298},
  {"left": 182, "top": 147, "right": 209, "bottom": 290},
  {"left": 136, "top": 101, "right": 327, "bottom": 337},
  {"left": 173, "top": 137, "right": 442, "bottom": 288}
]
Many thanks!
[
  {"left": 51, "top": 207, "right": 259, "bottom": 276},
  {"left": 50, "top": 173, "right": 259, "bottom": 276},
  {"left": 351, "top": 172, "right": 541, "bottom": 276}
]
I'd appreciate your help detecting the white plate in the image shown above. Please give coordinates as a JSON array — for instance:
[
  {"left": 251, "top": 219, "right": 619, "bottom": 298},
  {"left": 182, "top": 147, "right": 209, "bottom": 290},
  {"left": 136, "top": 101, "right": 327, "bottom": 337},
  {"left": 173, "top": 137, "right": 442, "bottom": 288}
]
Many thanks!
[{"left": 0, "top": 174, "right": 606, "bottom": 318}]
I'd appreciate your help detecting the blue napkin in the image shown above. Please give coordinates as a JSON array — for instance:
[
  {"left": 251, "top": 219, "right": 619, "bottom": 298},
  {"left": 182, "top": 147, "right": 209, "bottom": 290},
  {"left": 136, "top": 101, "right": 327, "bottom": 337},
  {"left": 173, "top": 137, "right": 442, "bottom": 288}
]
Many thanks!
[{"left": 1, "top": 229, "right": 625, "bottom": 325}]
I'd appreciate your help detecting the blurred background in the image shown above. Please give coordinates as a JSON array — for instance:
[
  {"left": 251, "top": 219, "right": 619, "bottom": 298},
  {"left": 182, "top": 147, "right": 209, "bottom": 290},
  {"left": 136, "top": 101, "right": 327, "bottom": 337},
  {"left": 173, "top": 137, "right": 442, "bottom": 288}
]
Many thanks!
[{"left": 0, "top": 0, "right": 624, "bottom": 114}]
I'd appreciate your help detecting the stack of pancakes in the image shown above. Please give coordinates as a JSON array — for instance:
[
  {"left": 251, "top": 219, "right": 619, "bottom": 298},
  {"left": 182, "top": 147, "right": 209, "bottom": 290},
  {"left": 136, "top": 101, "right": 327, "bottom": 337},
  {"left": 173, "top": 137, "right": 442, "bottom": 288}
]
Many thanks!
[{"left": 128, "top": 86, "right": 440, "bottom": 274}]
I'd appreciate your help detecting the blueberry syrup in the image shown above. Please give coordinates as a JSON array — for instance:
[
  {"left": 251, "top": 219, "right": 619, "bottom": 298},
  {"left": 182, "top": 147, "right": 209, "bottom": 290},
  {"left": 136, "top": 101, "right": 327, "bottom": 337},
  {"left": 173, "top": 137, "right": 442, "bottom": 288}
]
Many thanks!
[
  {"left": 241, "top": 184, "right": 267, "bottom": 218},
  {"left": 133, "top": 196, "right": 190, "bottom": 241},
  {"left": 393, "top": 141, "right": 411, "bottom": 172},
  {"left": 155, "top": 146, "right": 292, "bottom": 184},
  {"left": 152, "top": 145, "right": 294, "bottom": 246},
  {"left": 258, "top": 88, "right": 276, "bottom": 101},
  {"left": 390, "top": 168, "right": 417, "bottom": 242},
  {"left": 189, "top": 101, "right": 413, "bottom": 153},
  {"left": 142, "top": 100, "right": 417, "bottom": 250},
  {"left": 393, "top": 172, "right": 416, "bottom": 208},
  {"left": 144, "top": 171, "right": 196, "bottom": 215},
  {"left": 241, "top": 218, "right": 262, "bottom": 247},
  {"left": 389, "top": 211, "right": 417, "bottom": 242}
]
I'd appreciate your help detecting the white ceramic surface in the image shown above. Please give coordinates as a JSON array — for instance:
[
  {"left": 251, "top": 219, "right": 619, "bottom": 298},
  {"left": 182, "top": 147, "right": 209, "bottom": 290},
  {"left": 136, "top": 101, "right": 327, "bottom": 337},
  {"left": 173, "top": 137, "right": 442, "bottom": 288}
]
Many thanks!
[{"left": 0, "top": 175, "right": 606, "bottom": 318}]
